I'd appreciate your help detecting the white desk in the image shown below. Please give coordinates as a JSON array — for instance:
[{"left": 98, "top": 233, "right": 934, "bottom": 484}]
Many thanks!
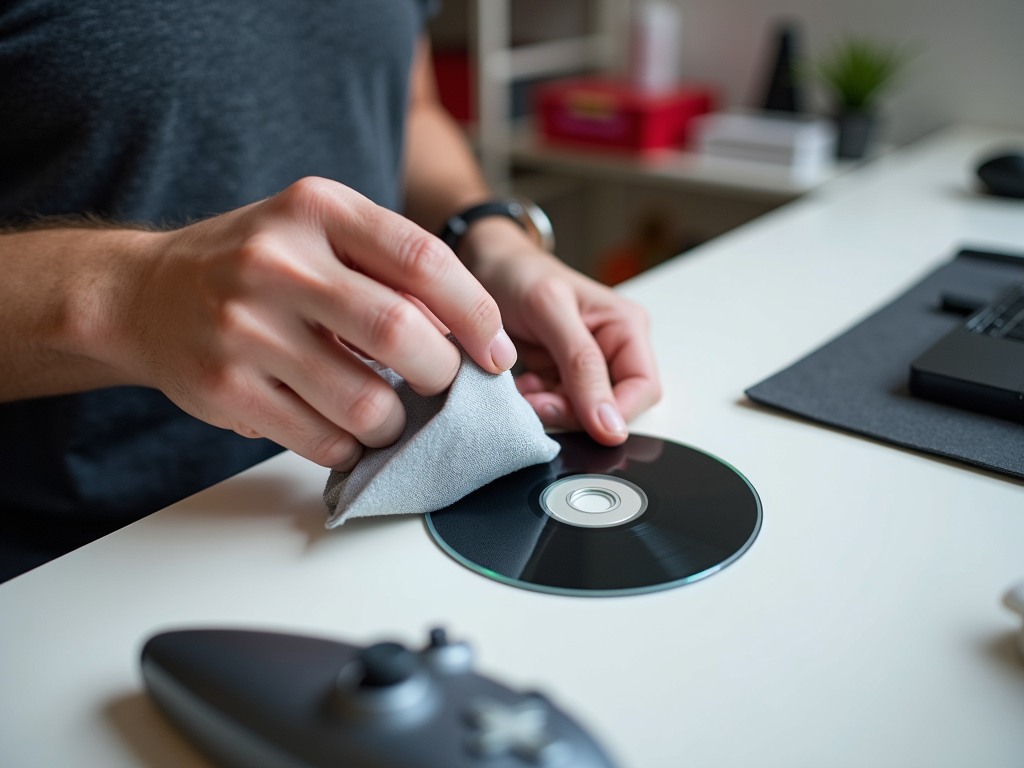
[{"left": 2, "top": 125, "right": 1024, "bottom": 768}]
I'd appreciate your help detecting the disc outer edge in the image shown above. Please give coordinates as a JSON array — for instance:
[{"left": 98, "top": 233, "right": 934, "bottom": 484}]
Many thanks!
[{"left": 424, "top": 434, "right": 763, "bottom": 598}]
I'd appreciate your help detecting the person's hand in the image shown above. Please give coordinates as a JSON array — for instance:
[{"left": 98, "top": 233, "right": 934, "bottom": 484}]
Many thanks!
[
  {"left": 101, "top": 178, "right": 516, "bottom": 470},
  {"left": 461, "top": 218, "right": 661, "bottom": 447}
]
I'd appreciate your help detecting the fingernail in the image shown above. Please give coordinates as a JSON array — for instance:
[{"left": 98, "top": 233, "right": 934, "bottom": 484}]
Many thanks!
[
  {"left": 489, "top": 326, "right": 518, "bottom": 371},
  {"left": 541, "top": 403, "right": 560, "bottom": 421},
  {"left": 598, "top": 403, "right": 627, "bottom": 435}
]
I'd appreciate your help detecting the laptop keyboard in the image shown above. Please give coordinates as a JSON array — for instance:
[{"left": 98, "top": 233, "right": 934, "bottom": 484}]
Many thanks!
[{"left": 967, "top": 284, "right": 1024, "bottom": 342}]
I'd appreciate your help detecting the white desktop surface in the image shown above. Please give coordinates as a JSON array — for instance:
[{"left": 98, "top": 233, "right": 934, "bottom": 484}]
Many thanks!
[{"left": 2, "top": 126, "right": 1024, "bottom": 767}]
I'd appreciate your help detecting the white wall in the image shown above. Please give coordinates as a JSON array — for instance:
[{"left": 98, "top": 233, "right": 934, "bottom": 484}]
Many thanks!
[
  {"left": 432, "top": 0, "right": 1024, "bottom": 146},
  {"left": 671, "top": 0, "right": 1024, "bottom": 145}
]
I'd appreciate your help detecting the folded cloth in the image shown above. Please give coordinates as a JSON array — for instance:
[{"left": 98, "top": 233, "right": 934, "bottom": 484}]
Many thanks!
[{"left": 323, "top": 338, "right": 561, "bottom": 527}]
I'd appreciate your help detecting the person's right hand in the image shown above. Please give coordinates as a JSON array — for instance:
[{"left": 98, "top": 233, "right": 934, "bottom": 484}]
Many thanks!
[{"left": 102, "top": 178, "right": 516, "bottom": 471}]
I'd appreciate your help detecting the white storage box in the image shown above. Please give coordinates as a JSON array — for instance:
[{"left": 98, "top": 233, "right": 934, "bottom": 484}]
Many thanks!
[{"left": 693, "top": 112, "right": 837, "bottom": 181}]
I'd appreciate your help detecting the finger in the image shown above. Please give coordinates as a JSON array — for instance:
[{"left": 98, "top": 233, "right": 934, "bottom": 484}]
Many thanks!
[
  {"left": 614, "top": 376, "right": 660, "bottom": 421},
  {"left": 260, "top": 323, "right": 408, "bottom": 448},
  {"left": 515, "top": 371, "right": 579, "bottom": 426},
  {"left": 516, "top": 311, "right": 659, "bottom": 427},
  {"left": 517, "top": 339, "right": 561, "bottom": 382},
  {"left": 237, "top": 380, "right": 365, "bottom": 471},
  {"left": 526, "top": 280, "right": 627, "bottom": 446},
  {"left": 305, "top": 264, "right": 461, "bottom": 397},
  {"left": 400, "top": 292, "right": 450, "bottom": 336},
  {"left": 297, "top": 179, "right": 515, "bottom": 374},
  {"left": 522, "top": 391, "right": 581, "bottom": 430},
  {"left": 514, "top": 372, "right": 547, "bottom": 395},
  {"left": 591, "top": 308, "right": 662, "bottom": 420}
]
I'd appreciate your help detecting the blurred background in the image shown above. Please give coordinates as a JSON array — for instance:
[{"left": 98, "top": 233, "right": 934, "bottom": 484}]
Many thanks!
[{"left": 427, "top": 0, "right": 1024, "bottom": 283}]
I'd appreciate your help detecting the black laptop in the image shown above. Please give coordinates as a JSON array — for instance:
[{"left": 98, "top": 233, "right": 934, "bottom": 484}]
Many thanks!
[{"left": 910, "top": 282, "right": 1024, "bottom": 422}]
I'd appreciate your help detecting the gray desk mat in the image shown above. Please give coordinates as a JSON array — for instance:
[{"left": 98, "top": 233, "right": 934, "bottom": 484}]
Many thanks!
[{"left": 745, "top": 249, "right": 1024, "bottom": 480}]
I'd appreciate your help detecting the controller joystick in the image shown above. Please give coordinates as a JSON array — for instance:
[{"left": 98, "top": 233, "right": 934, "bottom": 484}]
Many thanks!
[
  {"left": 141, "top": 627, "right": 618, "bottom": 768},
  {"left": 358, "top": 642, "right": 417, "bottom": 687},
  {"left": 334, "top": 640, "right": 436, "bottom": 721}
]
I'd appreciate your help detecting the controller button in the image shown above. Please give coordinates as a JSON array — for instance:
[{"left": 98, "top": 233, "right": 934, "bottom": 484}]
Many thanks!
[
  {"left": 429, "top": 628, "right": 448, "bottom": 647},
  {"left": 358, "top": 643, "right": 417, "bottom": 688},
  {"left": 464, "top": 697, "right": 571, "bottom": 764},
  {"left": 422, "top": 628, "right": 474, "bottom": 674}
]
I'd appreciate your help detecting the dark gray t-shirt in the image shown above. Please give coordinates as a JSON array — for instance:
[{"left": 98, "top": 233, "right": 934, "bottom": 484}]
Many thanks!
[{"left": 0, "top": 0, "right": 435, "bottom": 580}]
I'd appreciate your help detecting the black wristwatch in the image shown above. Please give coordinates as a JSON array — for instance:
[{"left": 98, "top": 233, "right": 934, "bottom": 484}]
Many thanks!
[{"left": 439, "top": 197, "right": 555, "bottom": 253}]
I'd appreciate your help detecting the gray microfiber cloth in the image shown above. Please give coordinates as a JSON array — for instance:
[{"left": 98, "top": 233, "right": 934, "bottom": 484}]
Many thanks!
[{"left": 323, "top": 337, "right": 561, "bottom": 527}]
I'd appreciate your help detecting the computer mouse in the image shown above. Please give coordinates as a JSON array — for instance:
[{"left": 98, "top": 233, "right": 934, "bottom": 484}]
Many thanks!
[
  {"left": 976, "top": 152, "right": 1024, "bottom": 198},
  {"left": 1004, "top": 581, "right": 1024, "bottom": 661}
]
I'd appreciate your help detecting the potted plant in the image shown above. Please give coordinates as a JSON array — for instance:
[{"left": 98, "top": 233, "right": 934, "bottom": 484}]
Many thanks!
[{"left": 813, "top": 38, "right": 911, "bottom": 159}]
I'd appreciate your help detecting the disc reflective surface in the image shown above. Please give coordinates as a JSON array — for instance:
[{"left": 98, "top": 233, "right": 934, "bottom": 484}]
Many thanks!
[{"left": 425, "top": 433, "right": 762, "bottom": 597}]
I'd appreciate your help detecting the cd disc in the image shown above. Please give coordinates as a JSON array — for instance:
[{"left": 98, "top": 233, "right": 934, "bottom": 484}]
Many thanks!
[{"left": 425, "top": 433, "right": 761, "bottom": 596}]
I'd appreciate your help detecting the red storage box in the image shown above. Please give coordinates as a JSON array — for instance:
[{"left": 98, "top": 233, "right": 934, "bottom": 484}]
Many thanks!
[
  {"left": 432, "top": 48, "right": 473, "bottom": 124},
  {"left": 535, "top": 78, "right": 715, "bottom": 152}
]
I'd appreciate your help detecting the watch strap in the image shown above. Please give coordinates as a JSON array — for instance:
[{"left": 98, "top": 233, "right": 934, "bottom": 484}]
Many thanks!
[{"left": 440, "top": 199, "right": 528, "bottom": 251}]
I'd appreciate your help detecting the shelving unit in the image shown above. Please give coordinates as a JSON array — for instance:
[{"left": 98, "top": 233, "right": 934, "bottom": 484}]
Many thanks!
[
  {"left": 473, "top": 0, "right": 624, "bottom": 191},
  {"left": 511, "top": 125, "right": 844, "bottom": 202},
  {"left": 434, "top": 2, "right": 867, "bottom": 278}
]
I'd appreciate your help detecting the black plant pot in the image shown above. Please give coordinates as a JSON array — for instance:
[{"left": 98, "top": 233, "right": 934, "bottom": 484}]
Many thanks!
[{"left": 834, "top": 110, "right": 878, "bottom": 160}]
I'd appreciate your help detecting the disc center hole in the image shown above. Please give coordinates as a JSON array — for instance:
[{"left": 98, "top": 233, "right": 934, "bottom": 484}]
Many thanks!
[{"left": 566, "top": 487, "right": 620, "bottom": 514}]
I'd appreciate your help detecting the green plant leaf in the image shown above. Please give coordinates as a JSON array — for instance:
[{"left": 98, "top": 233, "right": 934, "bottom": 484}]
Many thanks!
[{"left": 813, "top": 37, "right": 912, "bottom": 111}]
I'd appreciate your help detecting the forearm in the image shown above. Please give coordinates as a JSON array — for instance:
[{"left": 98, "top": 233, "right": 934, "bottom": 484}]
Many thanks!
[
  {"left": 401, "top": 33, "right": 491, "bottom": 239},
  {"left": 403, "top": 101, "right": 490, "bottom": 236},
  {"left": 402, "top": 35, "right": 552, "bottom": 281},
  {"left": 0, "top": 227, "right": 153, "bottom": 401},
  {"left": 403, "top": 99, "right": 553, "bottom": 282}
]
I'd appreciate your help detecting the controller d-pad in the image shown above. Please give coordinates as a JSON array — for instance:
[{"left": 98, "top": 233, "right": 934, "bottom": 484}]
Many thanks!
[{"left": 464, "top": 697, "right": 569, "bottom": 764}]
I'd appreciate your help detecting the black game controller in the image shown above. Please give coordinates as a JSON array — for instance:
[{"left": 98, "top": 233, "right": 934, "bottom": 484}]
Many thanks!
[{"left": 141, "top": 627, "right": 618, "bottom": 768}]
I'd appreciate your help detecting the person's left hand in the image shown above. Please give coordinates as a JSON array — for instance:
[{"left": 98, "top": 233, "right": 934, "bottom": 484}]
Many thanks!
[{"left": 460, "top": 218, "right": 661, "bottom": 447}]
